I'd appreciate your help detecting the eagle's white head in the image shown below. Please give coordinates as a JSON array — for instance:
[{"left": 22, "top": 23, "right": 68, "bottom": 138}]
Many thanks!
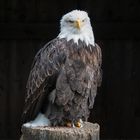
[{"left": 58, "top": 10, "right": 95, "bottom": 46}]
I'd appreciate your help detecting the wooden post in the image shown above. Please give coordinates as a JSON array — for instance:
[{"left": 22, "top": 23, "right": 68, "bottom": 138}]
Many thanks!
[{"left": 21, "top": 122, "right": 99, "bottom": 140}]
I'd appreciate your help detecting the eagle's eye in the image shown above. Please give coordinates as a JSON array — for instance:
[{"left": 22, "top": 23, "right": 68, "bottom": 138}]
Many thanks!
[
  {"left": 67, "top": 20, "right": 74, "bottom": 23},
  {"left": 82, "top": 19, "right": 86, "bottom": 22}
]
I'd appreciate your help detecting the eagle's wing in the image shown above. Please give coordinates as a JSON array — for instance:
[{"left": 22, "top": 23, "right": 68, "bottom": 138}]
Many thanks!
[
  {"left": 88, "top": 43, "right": 102, "bottom": 109},
  {"left": 21, "top": 38, "right": 66, "bottom": 123}
]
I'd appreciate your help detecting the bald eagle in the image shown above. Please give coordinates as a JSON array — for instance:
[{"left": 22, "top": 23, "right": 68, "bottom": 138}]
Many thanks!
[{"left": 22, "top": 10, "right": 102, "bottom": 128}]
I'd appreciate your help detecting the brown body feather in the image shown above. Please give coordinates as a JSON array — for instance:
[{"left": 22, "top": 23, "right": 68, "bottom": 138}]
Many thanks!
[{"left": 21, "top": 38, "right": 102, "bottom": 126}]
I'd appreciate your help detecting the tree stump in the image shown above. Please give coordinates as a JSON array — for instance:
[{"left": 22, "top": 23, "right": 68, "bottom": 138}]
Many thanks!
[{"left": 21, "top": 122, "right": 99, "bottom": 140}]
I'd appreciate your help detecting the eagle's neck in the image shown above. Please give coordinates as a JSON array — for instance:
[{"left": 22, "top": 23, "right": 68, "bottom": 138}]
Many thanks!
[{"left": 58, "top": 27, "right": 95, "bottom": 46}]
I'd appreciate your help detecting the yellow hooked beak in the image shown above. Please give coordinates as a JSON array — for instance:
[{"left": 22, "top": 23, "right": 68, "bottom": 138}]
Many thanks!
[{"left": 74, "top": 19, "right": 81, "bottom": 29}]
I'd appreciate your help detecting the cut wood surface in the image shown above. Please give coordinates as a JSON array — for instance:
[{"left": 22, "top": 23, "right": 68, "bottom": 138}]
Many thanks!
[{"left": 21, "top": 122, "right": 100, "bottom": 140}]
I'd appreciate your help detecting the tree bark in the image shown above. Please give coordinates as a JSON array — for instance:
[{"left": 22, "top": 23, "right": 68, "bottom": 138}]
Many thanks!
[{"left": 21, "top": 122, "right": 99, "bottom": 140}]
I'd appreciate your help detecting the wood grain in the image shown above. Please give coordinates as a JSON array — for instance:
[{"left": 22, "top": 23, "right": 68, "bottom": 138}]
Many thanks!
[{"left": 21, "top": 122, "right": 99, "bottom": 140}]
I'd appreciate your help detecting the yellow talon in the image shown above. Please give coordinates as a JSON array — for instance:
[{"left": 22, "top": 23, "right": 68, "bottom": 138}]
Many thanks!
[
  {"left": 75, "top": 121, "right": 81, "bottom": 128},
  {"left": 66, "top": 121, "right": 72, "bottom": 127}
]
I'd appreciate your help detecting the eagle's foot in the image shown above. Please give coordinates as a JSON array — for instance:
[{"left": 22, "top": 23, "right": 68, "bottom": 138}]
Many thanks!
[
  {"left": 66, "top": 121, "right": 74, "bottom": 127},
  {"left": 65, "top": 120, "right": 76, "bottom": 128},
  {"left": 65, "top": 119, "right": 83, "bottom": 128},
  {"left": 66, "top": 121, "right": 71, "bottom": 127},
  {"left": 75, "top": 119, "right": 83, "bottom": 128}
]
